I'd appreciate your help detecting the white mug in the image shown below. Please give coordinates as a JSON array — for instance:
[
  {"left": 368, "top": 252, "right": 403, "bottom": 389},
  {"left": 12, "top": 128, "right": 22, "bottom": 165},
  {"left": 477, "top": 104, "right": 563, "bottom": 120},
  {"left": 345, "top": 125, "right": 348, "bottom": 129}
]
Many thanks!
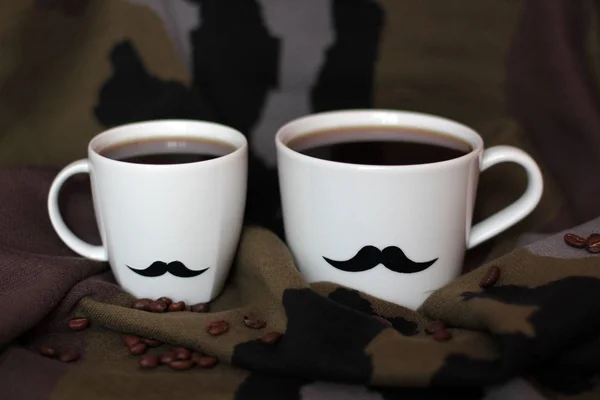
[
  {"left": 275, "top": 110, "right": 543, "bottom": 309},
  {"left": 48, "top": 120, "right": 248, "bottom": 304}
]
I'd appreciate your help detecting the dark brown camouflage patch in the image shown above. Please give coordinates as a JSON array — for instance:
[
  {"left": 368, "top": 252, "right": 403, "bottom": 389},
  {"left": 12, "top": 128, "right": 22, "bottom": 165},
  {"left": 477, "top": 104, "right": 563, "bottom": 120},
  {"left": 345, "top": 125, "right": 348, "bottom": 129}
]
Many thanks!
[
  {"left": 326, "top": 288, "right": 419, "bottom": 336},
  {"left": 430, "top": 276, "right": 600, "bottom": 395},
  {"left": 235, "top": 373, "right": 311, "bottom": 400},
  {"left": 232, "top": 288, "right": 384, "bottom": 382}
]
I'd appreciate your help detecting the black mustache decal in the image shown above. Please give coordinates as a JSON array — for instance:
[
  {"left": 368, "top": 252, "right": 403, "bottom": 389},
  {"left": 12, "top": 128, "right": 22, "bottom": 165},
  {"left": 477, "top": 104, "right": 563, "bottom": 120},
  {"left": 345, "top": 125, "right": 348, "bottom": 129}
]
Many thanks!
[
  {"left": 323, "top": 246, "right": 437, "bottom": 274},
  {"left": 127, "top": 261, "right": 209, "bottom": 278}
]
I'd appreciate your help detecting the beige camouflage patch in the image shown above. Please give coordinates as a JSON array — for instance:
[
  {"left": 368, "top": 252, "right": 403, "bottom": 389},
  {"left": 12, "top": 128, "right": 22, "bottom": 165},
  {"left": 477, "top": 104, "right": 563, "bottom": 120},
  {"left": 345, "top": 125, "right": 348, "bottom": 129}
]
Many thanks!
[{"left": 373, "top": 0, "right": 520, "bottom": 131}]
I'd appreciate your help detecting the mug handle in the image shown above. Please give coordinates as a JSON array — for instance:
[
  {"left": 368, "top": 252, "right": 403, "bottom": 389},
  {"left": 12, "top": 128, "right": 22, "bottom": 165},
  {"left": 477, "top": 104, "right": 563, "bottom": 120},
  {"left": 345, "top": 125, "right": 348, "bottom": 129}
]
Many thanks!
[
  {"left": 467, "top": 146, "right": 544, "bottom": 249},
  {"left": 47, "top": 159, "right": 108, "bottom": 261}
]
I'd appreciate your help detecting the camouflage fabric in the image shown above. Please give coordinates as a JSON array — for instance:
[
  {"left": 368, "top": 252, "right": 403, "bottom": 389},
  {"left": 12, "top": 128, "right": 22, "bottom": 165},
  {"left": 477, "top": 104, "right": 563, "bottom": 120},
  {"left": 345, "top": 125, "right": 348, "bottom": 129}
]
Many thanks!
[{"left": 1, "top": 168, "right": 599, "bottom": 400}]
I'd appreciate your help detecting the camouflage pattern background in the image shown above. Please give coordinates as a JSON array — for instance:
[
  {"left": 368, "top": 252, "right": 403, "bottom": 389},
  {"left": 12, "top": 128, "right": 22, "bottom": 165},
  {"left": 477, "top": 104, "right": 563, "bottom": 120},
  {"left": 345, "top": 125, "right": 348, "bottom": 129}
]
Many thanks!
[
  {"left": 1, "top": 0, "right": 600, "bottom": 399},
  {"left": 0, "top": 169, "right": 599, "bottom": 400}
]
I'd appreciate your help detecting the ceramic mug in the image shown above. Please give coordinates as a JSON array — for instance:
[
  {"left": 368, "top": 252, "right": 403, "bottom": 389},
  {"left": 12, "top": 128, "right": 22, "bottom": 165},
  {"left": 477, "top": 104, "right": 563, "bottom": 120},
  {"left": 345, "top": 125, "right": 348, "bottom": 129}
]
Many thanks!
[
  {"left": 48, "top": 120, "right": 248, "bottom": 304},
  {"left": 275, "top": 110, "right": 543, "bottom": 309}
]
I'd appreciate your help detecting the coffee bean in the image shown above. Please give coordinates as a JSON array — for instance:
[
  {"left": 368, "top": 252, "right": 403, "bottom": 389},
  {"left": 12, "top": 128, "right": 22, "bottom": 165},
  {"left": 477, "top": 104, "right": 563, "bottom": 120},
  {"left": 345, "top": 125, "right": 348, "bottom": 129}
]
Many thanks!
[
  {"left": 260, "top": 331, "right": 283, "bottom": 345},
  {"left": 155, "top": 300, "right": 168, "bottom": 309},
  {"left": 58, "top": 350, "right": 80, "bottom": 363},
  {"left": 243, "top": 316, "right": 266, "bottom": 329},
  {"left": 564, "top": 233, "right": 586, "bottom": 248},
  {"left": 139, "top": 355, "right": 158, "bottom": 369},
  {"left": 479, "top": 265, "right": 501, "bottom": 289},
  {"left": 585, "top": 235, "right": 600, "bottom": 253},
  {"left": 141, "top": 338, "right": 162, "bottom": 348},
  {"left": 587, "top": 241, "right": 600, "bottom": 254},
  {"left": 206, "top": 320, "right": 229, "bottom": 336},
  {"left": 169, "top": 360, "right": 194, "bottom": 371},
  {"left": 168, "top": 301, "right": 185, "bottom": 312},
  {"left": 424, "top": 321, "right": 446, "bottom": 334},
  {"left": 122, "top": 335, "right": 141, "bottom": 348},
  {"left": 585, "top": 233, "right": 600, "bottom": 243},
  {"left": 172, "top": 347, "right": 191, "bottom": 360},
  {"left": 196, "top": 356, "right": 219, "bottom": 369},
  {"left": 132, "top": 298, "right": 153, "bottom": 311},
  {"left": 158, "top": 352, "right": 176, "bottom": 364},
  {"left": 157, "top": 297, "right": 173, "bottom": 306},
  {"left": 373, "top": 315, "right": 392, "bottom": 327},
  {"left": 129, "top": 343, "right": 147, "bottom": 356},
  {"left": 68, "top": 318, "right": 89, "bottom": 331},
  {"left": 147, "top": 301, "right": 167, "bottom": 313},
  {"left": 38, "top": 346, "right": 57, "bottom": 358},
  {"left": 191, "top": 303, "right": 210, "bottom": 313},
  {"left": 433, "top": 329, "right": 452, "bottom": 341}
]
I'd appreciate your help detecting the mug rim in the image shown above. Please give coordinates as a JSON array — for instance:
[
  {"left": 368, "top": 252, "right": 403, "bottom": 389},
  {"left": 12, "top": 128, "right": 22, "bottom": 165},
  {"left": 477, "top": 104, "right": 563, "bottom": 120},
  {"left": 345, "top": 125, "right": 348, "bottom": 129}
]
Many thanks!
[
  {"left": 88, "top": 119, "right": 248, "bottom": 169},
  {"left": 275, "top": 109, "right": 484, "bottom": 171}
]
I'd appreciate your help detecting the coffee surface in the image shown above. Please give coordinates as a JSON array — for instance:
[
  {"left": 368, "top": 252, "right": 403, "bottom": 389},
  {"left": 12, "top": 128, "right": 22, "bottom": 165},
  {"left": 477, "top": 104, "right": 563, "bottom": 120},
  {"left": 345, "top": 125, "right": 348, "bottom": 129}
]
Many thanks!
[
  {"left": 100, "top": 137, "right": 236, "bottom": 165},
  {"left": 287, "top": 126, "right": 472, "bottom": 166}
]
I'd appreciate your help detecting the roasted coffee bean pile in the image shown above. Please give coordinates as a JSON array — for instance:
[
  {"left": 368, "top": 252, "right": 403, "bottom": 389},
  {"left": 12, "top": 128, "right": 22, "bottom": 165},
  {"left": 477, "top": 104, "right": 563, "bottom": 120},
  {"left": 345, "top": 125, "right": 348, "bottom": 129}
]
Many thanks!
[
  {"left": 130, "top": 297, "right": 211, "bottom": 314},
  {"left": 37, "top": 317, "right": 91, "bottom": 362},
  {"left": 38, "top": 297, "right": 283, "bottom": 370},
  {"left": 564, "top": 233, "right": 600, "bottom": 253},
  {"left": 121, "top": 334, "right": 219, "bottom": 371}
]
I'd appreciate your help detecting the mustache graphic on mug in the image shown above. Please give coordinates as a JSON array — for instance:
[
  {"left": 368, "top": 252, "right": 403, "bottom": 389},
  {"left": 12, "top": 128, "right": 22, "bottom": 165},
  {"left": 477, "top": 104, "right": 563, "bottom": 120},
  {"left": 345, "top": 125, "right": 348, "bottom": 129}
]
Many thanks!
[
  {"left": 127, "top": 261, "right": 209, "bottom": 278},
  {"left": 323, "top": 246, "right": 437, "bottom": 273}
]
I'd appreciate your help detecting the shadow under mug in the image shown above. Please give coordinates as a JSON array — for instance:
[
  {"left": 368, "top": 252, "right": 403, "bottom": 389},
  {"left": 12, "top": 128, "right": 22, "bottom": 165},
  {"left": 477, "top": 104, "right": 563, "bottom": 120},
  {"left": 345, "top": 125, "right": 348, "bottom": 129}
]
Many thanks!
[
  {"left": 275, "top": 110, "right": 544, "bottom": 310},
  {"left": 47, "top": 120, "right": 248, "bottom": 304}
]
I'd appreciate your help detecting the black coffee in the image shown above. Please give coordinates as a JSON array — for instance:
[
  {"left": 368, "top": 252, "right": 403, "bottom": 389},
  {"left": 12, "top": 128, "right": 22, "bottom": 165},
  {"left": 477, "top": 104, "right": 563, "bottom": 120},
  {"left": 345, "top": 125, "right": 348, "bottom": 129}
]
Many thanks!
[
  {"left": 287, "top": 126, "right": 471, "bottom": 166},
  {"left": 100, "top": 137, "right": 236, "bottom": 165}
]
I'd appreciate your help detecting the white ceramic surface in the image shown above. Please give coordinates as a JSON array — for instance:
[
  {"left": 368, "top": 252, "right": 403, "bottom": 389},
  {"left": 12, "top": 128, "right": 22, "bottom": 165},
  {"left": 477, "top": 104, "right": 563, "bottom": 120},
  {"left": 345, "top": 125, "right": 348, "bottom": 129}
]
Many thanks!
[
  {"left": 276, "top": 110, "right": 543, "bottom": 310},
  {"left": 48, "top": 120, "right": 248, "bottom": 304}
]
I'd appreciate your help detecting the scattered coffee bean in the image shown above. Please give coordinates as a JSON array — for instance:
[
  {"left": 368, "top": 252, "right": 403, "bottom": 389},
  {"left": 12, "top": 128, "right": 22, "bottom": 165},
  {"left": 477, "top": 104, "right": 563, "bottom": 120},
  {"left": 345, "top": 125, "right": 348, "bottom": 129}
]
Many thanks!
[
  {"left": 433, "top": 329, "right": 452, "bottom": 342},
  {"left": 564, "top": 233, "right": 587, "bottom": 248},
  {"left": 129, "top": 343, "right": 147, "bottom": 356},
  {"left": 168, "top": 301, "right": 185, "bottom": 312},
  {"left": 243, "top": 316, "right": 266, "bottom": 329},
  {"left": 132, "top": 298, "right": 153, "bottom": 311},
  {"left": 68, "top": 318, "right": 89, "bottom": 331},
  {"left": 206, "top": 320, "right": 229, "bottom": 336},
  {"left": 585, "top": 234, "right": 600, "bottom": 245},
  {"left": 373, "top": 316, "right": 392, "bottom": 327},
  {"left": 169, "top": 360, "right": 194, "bottom": 371},
  {"left": 260, "top": 331, "right": 283, "bottom": 345},
  {"left": 141, "top": 338, "right": 162, "bottom": 348},
  {"left": 588, "top": 241, "right": 600, "bottom": 254},
  {"left": 38, "top": 345, "right": 57, "bottom": 358},
  {"left": 58, "top": 350, "right": 80, "bottom": 363},
  {"left": 191, "top": 303, "right": 210, "bottom": 313},
  {"left": 479, "top": 265, "right": 501, "bottom": 289},
  {"left": 585, "top": 235, "right": 600, "bottom": 253},
  {"left": 122, "top": 335, "right": 141, "bottom": 348},
  {"left": 158, "top": 352, "right": 176, "bottom": 364},
  {"left": 139, "top": 355, "right": 159, "bottom": 369},
  {"left": 424, "top": 321, "right": 446, "bottom": 334},
  {"left": 157, "top": 297, "right": 173, "bottom": 306},
  {"left": 147, "top": 301, "right": 167, "bottom": 313},
  {"left": 196, "top": 356, "right": 219, "bottom": 369},
  {"left": 155, "top": 300, "right": 168, "bottom": 309},
  {"left": 172, "top": 347, "right": 191, "bottom": 360}
]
